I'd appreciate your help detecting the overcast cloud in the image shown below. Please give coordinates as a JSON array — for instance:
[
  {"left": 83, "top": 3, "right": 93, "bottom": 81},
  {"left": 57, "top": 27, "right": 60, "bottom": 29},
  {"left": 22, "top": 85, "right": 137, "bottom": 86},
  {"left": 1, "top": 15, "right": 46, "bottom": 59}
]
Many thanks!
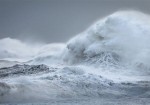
[{"left": 0, "top": 0, "right": 150, "bottom": 43}]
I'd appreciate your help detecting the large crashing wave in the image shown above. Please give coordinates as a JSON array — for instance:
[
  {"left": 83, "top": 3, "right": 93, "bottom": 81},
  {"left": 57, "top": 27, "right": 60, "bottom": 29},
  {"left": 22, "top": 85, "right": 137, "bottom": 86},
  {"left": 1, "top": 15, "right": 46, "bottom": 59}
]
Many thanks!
[
  {"left": 1, "top": 11, "right": 150, "bottom": 70},
  {"left": 0, "top": 11, "right": 150, "bottom": 75},
  {"left": 63, "top": 11, "right": 150, "bottom": 71},
  {"left": 1, "top": 10, "right": 150, "bottom": 103}
]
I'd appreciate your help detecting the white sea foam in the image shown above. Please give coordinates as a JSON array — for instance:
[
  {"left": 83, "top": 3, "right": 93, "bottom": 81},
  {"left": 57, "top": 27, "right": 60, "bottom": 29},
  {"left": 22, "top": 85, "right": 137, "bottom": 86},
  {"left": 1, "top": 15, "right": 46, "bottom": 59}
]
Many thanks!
[
  {"left": 64, "top": 11, "right": 150, "bottom": 71},
  {"left": 2, "top": 11, "right": 150, "bottom": 70},
  {"left": 1, "top": 10, "right": 150, "bottom": 103},
  {"left": 0, "top": 37, "right": 65, "bottom": 63},
  {"left": 1, "top": 11, "right": 150, "bottom": 75},
  {"left": 0, "top": 38, "right": 41, "bottom": 62}
]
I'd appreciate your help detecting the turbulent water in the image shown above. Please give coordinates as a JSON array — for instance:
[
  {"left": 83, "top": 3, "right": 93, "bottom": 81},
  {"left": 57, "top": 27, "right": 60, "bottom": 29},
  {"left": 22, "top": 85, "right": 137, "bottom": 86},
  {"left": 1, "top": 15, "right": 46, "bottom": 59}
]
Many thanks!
[{"left": 0, "top": 11, "right": 150, "bottom": 104}]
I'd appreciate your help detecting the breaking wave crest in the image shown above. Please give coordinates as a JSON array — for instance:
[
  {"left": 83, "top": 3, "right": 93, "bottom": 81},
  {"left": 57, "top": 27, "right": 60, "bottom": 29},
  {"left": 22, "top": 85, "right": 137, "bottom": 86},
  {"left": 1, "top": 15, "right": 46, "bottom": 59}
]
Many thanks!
[
  {"left": 0, "top": 37, "right": 65, "bottom": 63},
  {"left": 1, "top": 11, "right": 150, "bottom": 70},
  {"left": 63, "top": 11, "right": 150, "bottom": 71},
  {"left": 1, "top": 10, "right": 150, "bottom": 103}
]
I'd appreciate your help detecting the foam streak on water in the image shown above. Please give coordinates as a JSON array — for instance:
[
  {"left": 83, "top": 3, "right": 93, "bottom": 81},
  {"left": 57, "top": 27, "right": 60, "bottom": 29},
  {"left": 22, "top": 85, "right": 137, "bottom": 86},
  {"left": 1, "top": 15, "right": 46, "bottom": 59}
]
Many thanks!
[{"left": 0, "top": 11, "right": 150, "bottom": 104}]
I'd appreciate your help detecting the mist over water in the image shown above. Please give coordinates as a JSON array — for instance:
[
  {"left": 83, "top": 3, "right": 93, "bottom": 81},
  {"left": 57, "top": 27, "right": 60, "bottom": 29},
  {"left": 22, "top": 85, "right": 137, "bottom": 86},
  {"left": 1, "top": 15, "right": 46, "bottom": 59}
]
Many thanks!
[
  {"left": 0, "top": 10, "right": 150, "bottom": 104},
  {"left": 65, "top": 11, "right": 150, "bottom": 69}
]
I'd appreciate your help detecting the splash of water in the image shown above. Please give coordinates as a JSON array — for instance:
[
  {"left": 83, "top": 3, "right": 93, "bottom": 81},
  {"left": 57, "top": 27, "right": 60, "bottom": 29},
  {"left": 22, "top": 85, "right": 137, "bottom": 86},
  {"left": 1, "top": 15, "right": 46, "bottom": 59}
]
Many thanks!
[{"left": 1, "top": 10, "right": 150, "bottom": 103}]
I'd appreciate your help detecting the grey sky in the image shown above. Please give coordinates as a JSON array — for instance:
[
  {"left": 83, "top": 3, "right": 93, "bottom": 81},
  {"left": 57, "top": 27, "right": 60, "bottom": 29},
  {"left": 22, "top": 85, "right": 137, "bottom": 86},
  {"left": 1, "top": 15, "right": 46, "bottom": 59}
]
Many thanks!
[{"left": 0, "top": 0, "right": 150, "bottom": 43}]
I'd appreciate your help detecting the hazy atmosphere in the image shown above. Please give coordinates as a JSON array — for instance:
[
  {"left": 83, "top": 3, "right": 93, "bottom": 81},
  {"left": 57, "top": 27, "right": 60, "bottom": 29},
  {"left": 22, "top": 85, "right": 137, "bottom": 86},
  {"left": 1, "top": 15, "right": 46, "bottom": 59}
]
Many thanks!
[
  {"left": 0, "top": 0, "right": 150, "bottom": 43},
  {"left": 1, "top": 0, "right": 150, "bottom": 105}
]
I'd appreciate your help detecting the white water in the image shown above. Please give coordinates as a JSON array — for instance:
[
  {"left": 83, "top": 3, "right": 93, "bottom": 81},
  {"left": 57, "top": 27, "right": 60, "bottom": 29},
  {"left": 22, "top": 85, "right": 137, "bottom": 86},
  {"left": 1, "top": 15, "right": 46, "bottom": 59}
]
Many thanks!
[
  {"left": 0, "top": 10, "right": 150, "bottom": 104},
  {"left": 64, "top": 11, "right": 150, "bottom": 68},
  {"left": 1, "top": 11, "right": 150, "bottom": 69}
]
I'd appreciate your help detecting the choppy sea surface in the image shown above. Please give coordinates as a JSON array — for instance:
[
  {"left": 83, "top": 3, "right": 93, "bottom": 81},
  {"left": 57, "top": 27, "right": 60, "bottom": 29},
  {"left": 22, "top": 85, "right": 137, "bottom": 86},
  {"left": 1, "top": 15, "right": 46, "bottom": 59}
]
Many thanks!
[{"left": 0, "top": 11, "right": 150, "bottom": 105}]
